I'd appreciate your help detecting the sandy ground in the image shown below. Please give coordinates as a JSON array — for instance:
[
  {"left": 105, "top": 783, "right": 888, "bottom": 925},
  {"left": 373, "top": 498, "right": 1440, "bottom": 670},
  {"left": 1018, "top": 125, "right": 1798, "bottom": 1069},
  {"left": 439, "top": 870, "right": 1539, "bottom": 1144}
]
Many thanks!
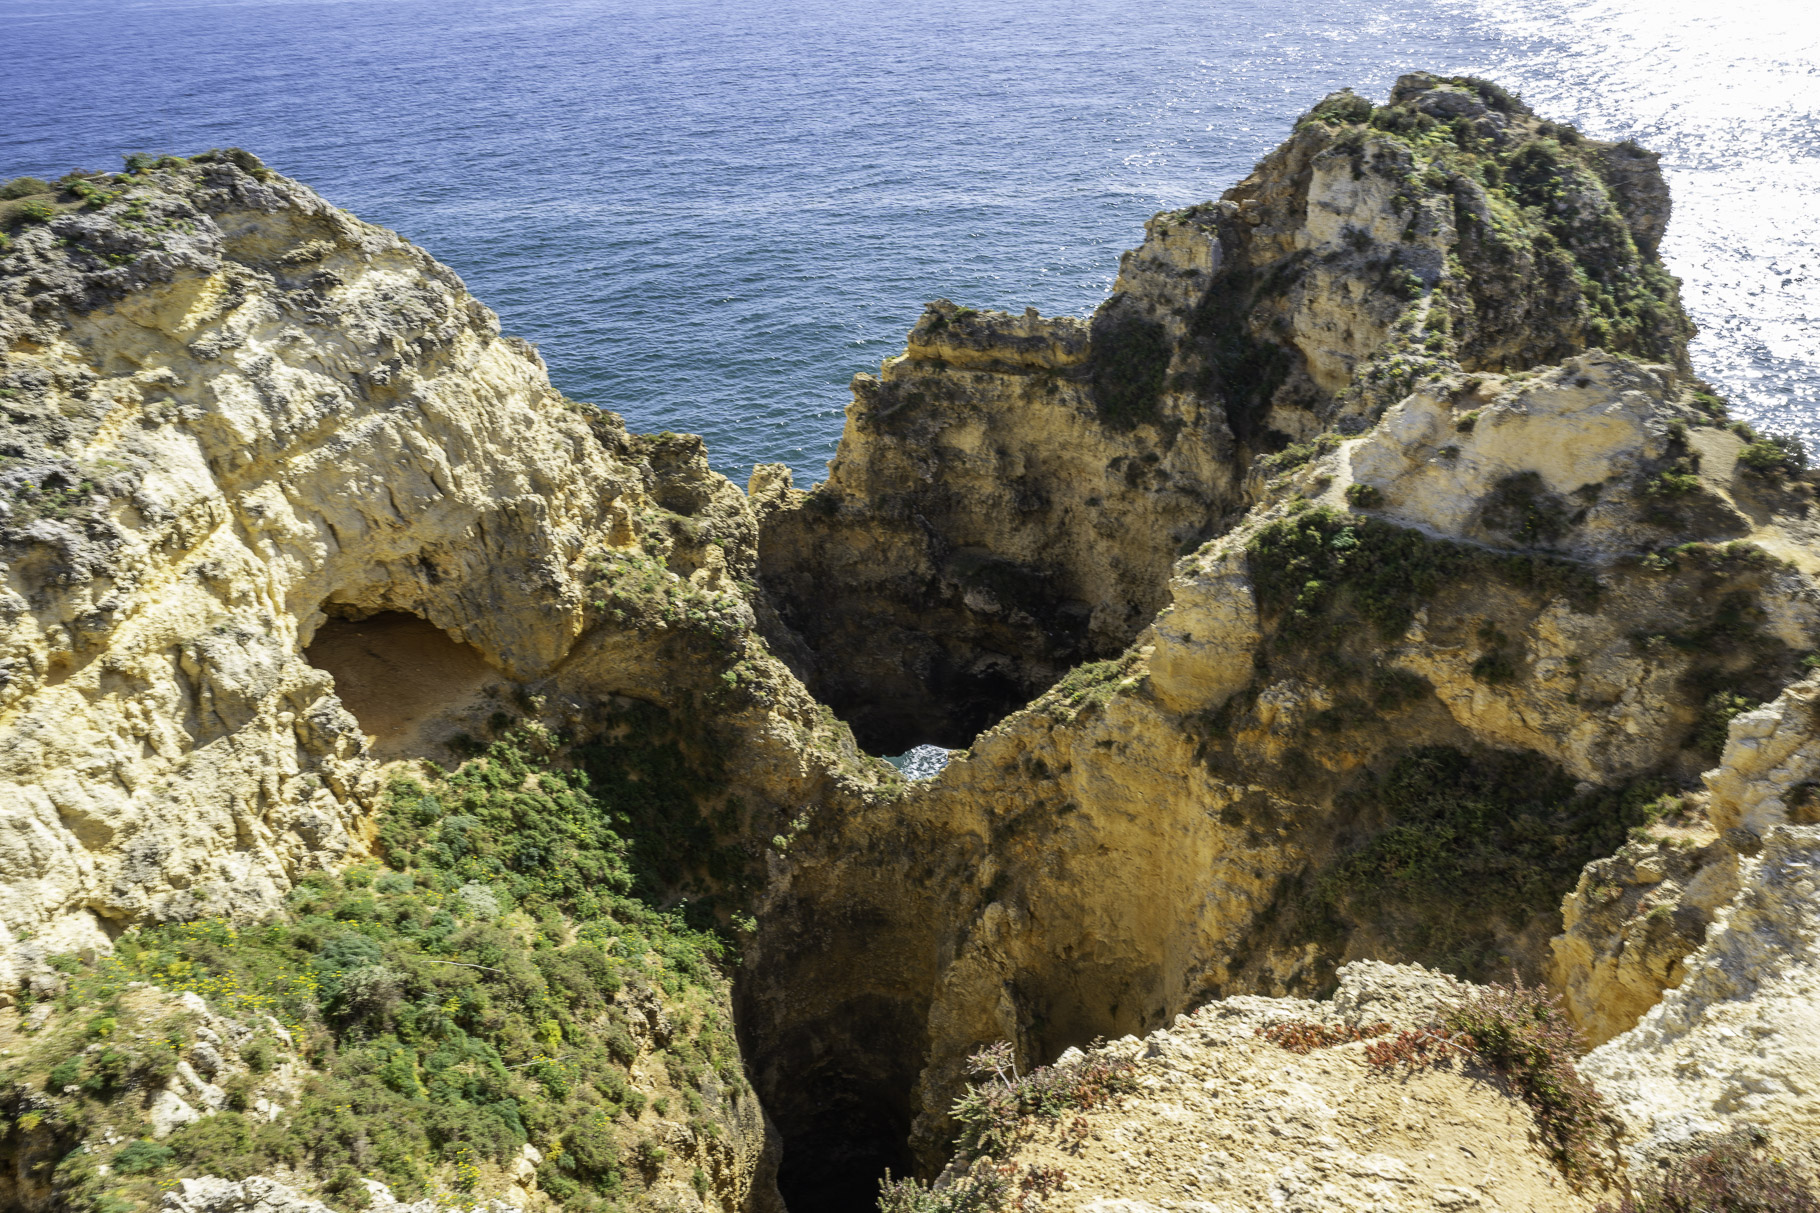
[{"left": 304, "top": 612, "right": 500, "bottom": 761}]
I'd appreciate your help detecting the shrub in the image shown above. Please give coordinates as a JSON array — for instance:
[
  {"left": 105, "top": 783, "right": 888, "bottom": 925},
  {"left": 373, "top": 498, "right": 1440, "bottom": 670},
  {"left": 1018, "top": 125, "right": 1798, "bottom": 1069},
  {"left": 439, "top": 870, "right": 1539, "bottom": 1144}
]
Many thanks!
[
  {"left": 1245, "top": 505, "right": 1600, "bottom": 652},
  {"left": 1345, "top": 481, "right": 1383, "bottom": 508},
  {"left": 111, "top": 1140, "right": 175, "bottom": 1175},
  {"left": 1694, "top": 691, "right": 1757, "bottom": 756},
  {"left": 1366, "top": 977, "right": 1616, "bottom": 1182},
  {"left": 1472, "top": 647, "right": 1519, "bottom": 685},
  {"left": 1738, "top": 434, "right": 1807, "bottom": 478},
  {"left": 1647, "top": 466, "right": 1701, "bottom": 497},
  {"left": 879, "top": 1159, "right": 1014, "bottom": 1213},
  {"left": 1316, "top": 748, "right": 1666, "bottom": 980},
  {"left": 1596, "top": 1129, "right": 1819, "bottom": 1212},
  {"left": 1262, "top": 433, "right": 1342, "bottom": 474},
  {"left": 13, "top": 198, "right": 56, "bottom": 223},
  {"left": 1, "top": 175, "right": 53, "bottom": 199},
  {"left": 948, "top": 1041, "right": 1135, "bottom": 1160}
]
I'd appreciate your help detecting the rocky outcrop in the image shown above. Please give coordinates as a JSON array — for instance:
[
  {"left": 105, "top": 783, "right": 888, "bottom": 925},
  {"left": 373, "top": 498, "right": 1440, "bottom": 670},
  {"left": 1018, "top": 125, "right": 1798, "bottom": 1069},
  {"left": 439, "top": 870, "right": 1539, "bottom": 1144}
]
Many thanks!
[
  {"left": 1574, "top": 675, "right": 1820, "bottom": 1167},
  {"left": 757, "top": 74, "right": 1693, "bottom": 752},
  {"left": 1548, "top": 818, "right": 1735, "bottom": 1048},
  {"left": 753, "top": 339, "right": 1820, "bottom": 1176},
  {"left": 5, "top": 76, "right": 1819, "bottom": 1213},
  {"left": 0, "top": 151, "right": 890, "bottom": 1213},
  {"left": 1583, "top": 823, "right": 1820, "bottom": 1167},
  {"left": 1550, "top": 675, "right": 1820, "bottom": 1049},
  {"left": 988, "top": 963, "right": 1598, "bottom": 1213}
]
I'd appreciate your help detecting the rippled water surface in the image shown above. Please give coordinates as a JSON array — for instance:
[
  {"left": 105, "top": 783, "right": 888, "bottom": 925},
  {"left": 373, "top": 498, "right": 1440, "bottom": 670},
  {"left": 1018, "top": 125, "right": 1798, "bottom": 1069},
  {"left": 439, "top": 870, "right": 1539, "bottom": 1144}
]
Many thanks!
[{"left": 5, "top": 0, "right": 1816, "bottom": 483}]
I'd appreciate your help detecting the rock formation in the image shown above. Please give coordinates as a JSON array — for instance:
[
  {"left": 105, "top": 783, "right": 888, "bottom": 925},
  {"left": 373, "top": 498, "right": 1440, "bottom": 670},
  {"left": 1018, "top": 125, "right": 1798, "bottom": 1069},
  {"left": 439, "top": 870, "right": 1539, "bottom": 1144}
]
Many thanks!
[
  {"left": 0, "top": 149, "right": 889, "bottom": 1213},
  {"left": 4, "top": 74, "right": 1819, "bottom": 1213},
  {"left": 757, "top": 73, "right": 1691, "bottom": 752},
  {"left": 987, "top": 963, "right": 1599, "bottom": 1213}
]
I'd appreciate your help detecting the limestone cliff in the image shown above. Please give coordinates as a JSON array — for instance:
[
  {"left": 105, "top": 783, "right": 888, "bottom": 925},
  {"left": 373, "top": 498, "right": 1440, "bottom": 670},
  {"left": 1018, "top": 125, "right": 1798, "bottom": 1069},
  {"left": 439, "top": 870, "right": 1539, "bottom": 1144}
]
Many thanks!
[
  {"left": 1576, "top": 676, "right": 1820, "bottom": 1167},
  {"left": 757, "top": 74, "right": 1692, "bottom": 751},
  {"left": 0, "top": 150, "right": 892, "bottom": 1213},
  {"left": 753, "top": 348, "right": 1820, "bottom": 1181},
  {"left": 4, "top": 74, "right": 1819, "bottom": 1213}
]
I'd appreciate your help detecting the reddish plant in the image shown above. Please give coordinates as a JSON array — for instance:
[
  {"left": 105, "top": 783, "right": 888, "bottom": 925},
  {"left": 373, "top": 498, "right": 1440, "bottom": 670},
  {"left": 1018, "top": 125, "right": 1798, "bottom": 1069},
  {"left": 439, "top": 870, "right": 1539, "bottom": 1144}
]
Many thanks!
[{"left": 1256, "top": 1019, "right": 1392, "bottom": 1053}]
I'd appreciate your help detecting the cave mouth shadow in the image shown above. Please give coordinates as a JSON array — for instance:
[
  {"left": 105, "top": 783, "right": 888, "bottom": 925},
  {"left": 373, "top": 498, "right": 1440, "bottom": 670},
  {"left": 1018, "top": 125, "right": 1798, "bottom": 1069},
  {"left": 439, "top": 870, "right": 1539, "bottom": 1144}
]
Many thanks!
[
  {"left": 776, "top": 1101, "right": 917, "bottom": 1213},
  {"left": 744, "top": 989, "right": 931, "bottom": 1213},
  {"left": 303, "top": 610, "right": 495, "bottom": 760}
]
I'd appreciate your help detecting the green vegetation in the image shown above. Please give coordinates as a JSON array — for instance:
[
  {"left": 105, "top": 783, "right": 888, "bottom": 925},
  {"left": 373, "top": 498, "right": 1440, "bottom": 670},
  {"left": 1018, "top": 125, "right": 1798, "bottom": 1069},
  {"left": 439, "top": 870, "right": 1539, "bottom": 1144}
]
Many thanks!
[
  {"left": 1042, "top": 658, "right": 1129, "bottom": 716},
  {"left": 1245, "top": 505, "right": 1599, "bottom": 651},
  {"left": 0, "top": 463, "right": 107, "bottom": 530},
  {"left": 1479, "top": 471, "right": 1574, "bottom": 546},
  {"left": 1088, "top": 303, "right": 1170, "bottom": 426},
  {"left": 1738, "top": 433, "right": 1808, "bottom": 478},
  {"left": 2, "top": 724, "right": 754, "bottom": 1212},
  {"left": 2, "top": 175, "right": 53, "bottom": 199},
  {"left": 1261, "top": 432, "right": 1342, "bottom": 474},
  {"left": 1313, "top": 747, "right": 1669, "bottom": 980},
  {"left": 1595, "top": 1129, "right": 1819, "bottom": 1213},
  {"left": 1694, "top": 691, "right": 1758, "bottom": 757},
  {"left": 876, "top": 1041, "right": 1133, "bottom": 1213},
  {"left": 10, "top": 198, "right": 55, "bottom": 223},
  {"left": 1305, "top": 76, "right": 1689, "bottom": 368},
  {"left": 583, "top": 547, "right": 748, "bottom": 647},
  {"left": 1471, "top": 623, "right": 1520, "bottom": 684}
]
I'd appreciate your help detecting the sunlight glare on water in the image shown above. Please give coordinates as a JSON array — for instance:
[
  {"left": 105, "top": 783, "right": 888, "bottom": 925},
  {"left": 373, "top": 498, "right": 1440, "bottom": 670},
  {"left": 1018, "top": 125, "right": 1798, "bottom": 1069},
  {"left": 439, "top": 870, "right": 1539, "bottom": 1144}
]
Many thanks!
[{"left": 1450, "top": 0, "right": 1820, "bottom": 448}]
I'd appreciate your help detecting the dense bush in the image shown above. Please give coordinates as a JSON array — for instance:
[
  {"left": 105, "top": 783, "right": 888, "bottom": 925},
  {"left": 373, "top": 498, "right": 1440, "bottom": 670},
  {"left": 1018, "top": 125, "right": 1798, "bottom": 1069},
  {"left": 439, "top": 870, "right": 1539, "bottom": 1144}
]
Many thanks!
[
  {"left": 1, "top": 175, "right": 53, "bottom": 199},
  {"left": 1597, "top": 1130, "right": 1819, "bottom": 1213},
  {"left": 1316, "top": 747, "right": 1667, "bottom": 980},
  {"left": 4, "top": 724, "right": 749, "bottom": 1211},
  {"left": 1245, "top": 505, "right": 1600, "bottom": 649},
  {"left": 1738, "top": 434, "right": 1808, "bottom": 478}
]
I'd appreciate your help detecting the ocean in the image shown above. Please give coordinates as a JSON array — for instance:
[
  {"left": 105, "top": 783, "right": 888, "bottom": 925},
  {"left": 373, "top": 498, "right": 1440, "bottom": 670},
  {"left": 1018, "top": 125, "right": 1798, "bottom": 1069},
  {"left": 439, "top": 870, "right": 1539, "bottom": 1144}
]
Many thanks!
[{"left": 5, "top": 0, "right": 1816, "bottom": 491}]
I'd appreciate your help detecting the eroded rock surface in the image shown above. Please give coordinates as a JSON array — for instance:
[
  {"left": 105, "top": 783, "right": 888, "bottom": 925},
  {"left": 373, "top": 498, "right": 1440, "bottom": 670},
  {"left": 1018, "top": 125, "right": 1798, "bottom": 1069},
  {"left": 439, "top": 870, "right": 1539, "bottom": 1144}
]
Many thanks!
[
  {"left": 0, "top": 151, "right": 886, "bottom": 1213},
  {"left": 757, "top": 74, "right": 1692, "bottom": 752},
  {"left": 994, "top": 963, "right": 1595, "bottom": 1213},
  {"left": 4, "top": 73, "right": 1819, "bottom": 1213}
]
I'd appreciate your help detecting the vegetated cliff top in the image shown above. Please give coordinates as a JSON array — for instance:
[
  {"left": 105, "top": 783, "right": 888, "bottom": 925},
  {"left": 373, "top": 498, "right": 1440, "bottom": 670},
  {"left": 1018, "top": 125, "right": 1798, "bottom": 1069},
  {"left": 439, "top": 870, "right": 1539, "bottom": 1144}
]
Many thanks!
[{"left": 4, "top": 73, "right": 1819, "bottom": 1213}]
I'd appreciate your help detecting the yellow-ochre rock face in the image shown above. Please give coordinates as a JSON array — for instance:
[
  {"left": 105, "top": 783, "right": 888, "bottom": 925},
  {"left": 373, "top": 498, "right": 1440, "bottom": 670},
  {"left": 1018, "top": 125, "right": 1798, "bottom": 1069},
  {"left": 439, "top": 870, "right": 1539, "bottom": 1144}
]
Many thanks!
[
  {"left": 0, "top": 151, "right": 892, "bottom": 1211},
  {"left": 5, "top": 73, "right": 1820, "bottom": 1211},
  {"left": 755, "top": 73, "right": 1694, "bottom": 756},
  {"left": 0, "top": 156, "right": 629, "bottom": 959}
]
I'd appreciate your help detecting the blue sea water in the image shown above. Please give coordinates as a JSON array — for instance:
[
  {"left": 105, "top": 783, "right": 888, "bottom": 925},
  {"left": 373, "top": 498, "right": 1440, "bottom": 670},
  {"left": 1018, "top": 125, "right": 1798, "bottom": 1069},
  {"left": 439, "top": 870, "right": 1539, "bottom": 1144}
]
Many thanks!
[{"left": 4, "top": 0, "right": 1817, "bottom": 489}]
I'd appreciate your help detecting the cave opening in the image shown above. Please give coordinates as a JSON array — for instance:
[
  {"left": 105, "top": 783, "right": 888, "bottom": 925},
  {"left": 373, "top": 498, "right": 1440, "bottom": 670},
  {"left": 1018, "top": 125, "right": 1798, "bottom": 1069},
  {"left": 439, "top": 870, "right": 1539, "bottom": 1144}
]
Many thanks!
[
  {"left": 739, "top": 970, "right": 934, "bottom": 1213},
  {"left": 759, "top": 997, "right": 926, "bottom": 1212},
  {"left": 302, "top": 611, "right": 496, "bottom": 759}
]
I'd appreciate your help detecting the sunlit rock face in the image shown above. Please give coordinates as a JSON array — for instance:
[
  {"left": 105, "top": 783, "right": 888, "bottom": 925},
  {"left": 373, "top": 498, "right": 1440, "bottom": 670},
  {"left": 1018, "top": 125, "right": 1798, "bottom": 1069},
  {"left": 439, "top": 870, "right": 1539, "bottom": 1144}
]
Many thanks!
[
  {"left": 756, "top": 73, "right": 1694, "bottom": 756},
  {"left": 5, "top": 72, "right": 1820, "bottom": 1213}
]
